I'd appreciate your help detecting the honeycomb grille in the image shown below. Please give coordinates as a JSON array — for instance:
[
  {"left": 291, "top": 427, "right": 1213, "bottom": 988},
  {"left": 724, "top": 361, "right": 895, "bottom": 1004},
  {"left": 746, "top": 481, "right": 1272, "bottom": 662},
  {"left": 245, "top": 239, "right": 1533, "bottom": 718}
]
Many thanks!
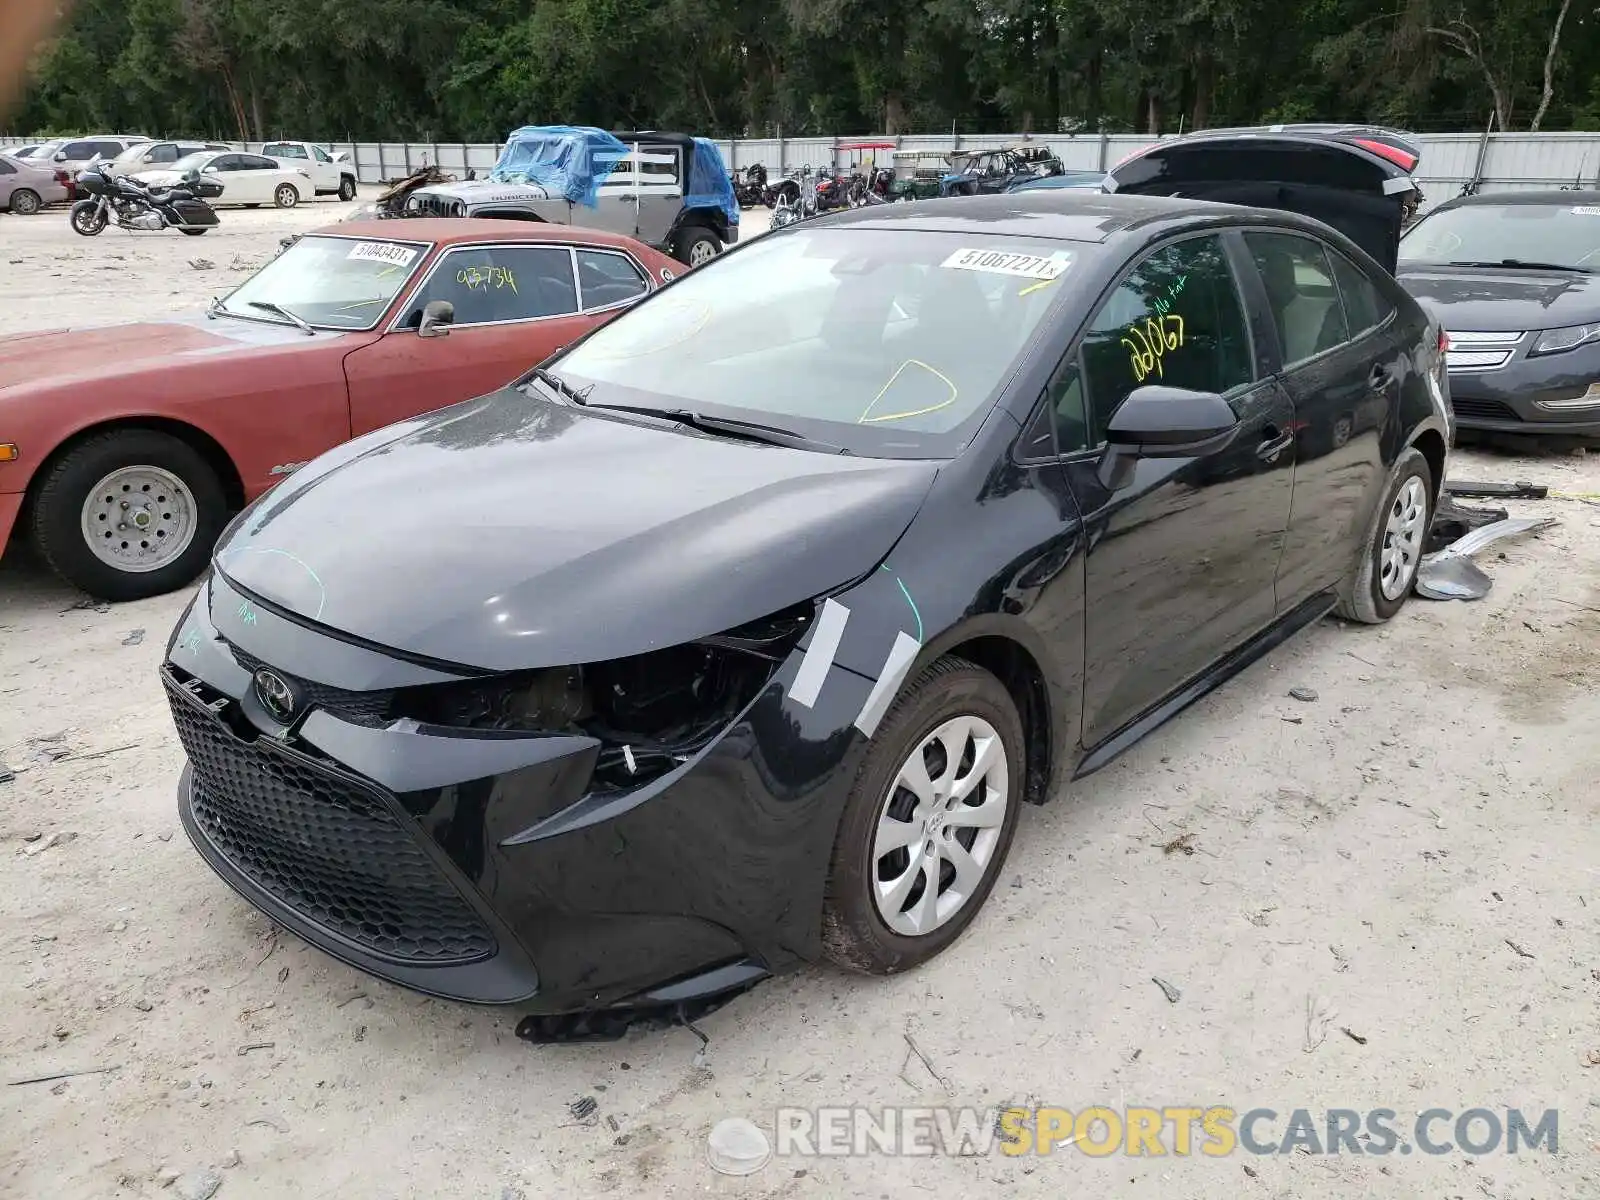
[
  {"left": 1450, "top": 397, "right": 1521, "bottom": 423},
  {"left": 229, "top": 646, "right": 394, "bottom": 723},
  {"left": 167, "top": 676, "right": 494, "bottom": 965}
]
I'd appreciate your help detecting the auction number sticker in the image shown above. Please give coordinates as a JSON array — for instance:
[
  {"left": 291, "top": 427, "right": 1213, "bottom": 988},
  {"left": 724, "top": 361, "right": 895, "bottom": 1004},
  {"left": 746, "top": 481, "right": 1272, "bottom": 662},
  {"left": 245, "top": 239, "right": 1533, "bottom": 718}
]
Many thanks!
[
  {"left": 941, "top": 247, "right": 1073, "bottom": 280},
  {"left": 347, "top": 241, "right": 419, "bottom": 268},
  {"left": 1572, "top": 206, "right": 1600, "bottom": 215}
]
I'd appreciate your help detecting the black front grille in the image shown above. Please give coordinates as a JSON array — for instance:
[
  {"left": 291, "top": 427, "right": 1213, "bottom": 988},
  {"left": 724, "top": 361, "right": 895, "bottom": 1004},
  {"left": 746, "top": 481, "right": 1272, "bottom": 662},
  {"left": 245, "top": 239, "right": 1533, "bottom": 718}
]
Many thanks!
[
  {"left": 229, "top": 646, "right": 393, "bottom": 723},
  {"left": 167, "top": 675, "right": 494, "bottom": 965},
  {"left": 1451, "top": 397, "right": 1521, "bottom": 423}
]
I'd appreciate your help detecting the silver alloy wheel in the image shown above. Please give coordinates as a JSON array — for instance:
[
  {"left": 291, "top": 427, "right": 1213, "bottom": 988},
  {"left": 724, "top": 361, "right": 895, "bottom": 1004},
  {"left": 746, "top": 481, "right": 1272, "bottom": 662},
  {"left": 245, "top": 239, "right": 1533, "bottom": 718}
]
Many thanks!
[
  {"left": 79, "top": 465, "right": 197, "bottom": 573},
  {"left": 11, "top": 188, "right": 41, "bottom": 215},
  {"left": 1379, "top": 475, "right": 1428, "bottom": 600},
  {"left": 872, "top": 714, "right": 1010, "bottom": 937},
  {"left": 275, "top": 184, "right": 298, "bottom": 208},
  {"left": 688, "top": 238, "right": 718, "bottom": 267}
]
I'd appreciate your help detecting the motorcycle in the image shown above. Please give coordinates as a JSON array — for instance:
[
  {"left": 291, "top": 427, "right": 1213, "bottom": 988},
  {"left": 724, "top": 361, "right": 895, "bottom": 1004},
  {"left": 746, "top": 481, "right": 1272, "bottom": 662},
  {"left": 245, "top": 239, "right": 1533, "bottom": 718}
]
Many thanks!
[
  {"left": 813, "top": 170, "right": 852, "bottom": 214},
  {"left": 70, "top": 167, "right": 222, "bottom": 237},
  {"left": 731, "top": 163, "right": 768, "bottom": 209}
]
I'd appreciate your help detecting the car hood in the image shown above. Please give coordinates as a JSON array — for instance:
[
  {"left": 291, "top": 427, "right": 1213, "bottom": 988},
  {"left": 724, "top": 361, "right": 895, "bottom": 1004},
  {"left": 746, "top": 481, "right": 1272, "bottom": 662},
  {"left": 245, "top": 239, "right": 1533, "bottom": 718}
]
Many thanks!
[
  {"left": 215, "top": 390, "right": 941, "bottom": 672},
  {"left": 412, "top": 179, "right": 554, "bottom": 206},
  {"left": 0, "top": 316, "right": 352, "bottom": 393},
  {"left": 1397, "top": 264, "right": 1600, "bottom": 331}
]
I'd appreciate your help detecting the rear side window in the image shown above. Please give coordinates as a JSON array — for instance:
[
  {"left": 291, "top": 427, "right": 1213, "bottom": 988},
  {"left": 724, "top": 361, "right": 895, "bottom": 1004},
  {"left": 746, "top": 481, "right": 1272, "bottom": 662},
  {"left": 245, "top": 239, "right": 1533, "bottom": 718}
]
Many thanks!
[
  {"left": 61, "top": 141, "right": 95, "bottom": 159},
  {"left": 576, "top": 250, "right": 648, "bottom": 310},
  {"left": 1328, "top": 249, "right": 1395, "bottom": 337},
  {"left": 147, "top": 143, "right": 179, "bottom": 163},
  {"left": 402, "top": 245, "right": 578, "bottom": 327},
  {"left": 93, "top": 141, "right": 126, "bottom": 159},
  {"left": 270, "top": 143, "right": 308, "bottom": 160},
  {"left": 1078, "top": 234, "right": 1254, "bottom": 442},
  {"left": 0, "top": 158, "right": 14, "bottom": 175},
  {"left": 1244, "top": 232, "right": 1350, "bottom": 366}
]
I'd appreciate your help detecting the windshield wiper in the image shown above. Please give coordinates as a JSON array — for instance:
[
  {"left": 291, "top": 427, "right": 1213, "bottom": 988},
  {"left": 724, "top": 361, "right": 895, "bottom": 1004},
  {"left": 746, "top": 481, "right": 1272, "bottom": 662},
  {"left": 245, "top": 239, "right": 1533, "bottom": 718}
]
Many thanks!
[
  {"left": 525, "top": 367, "right": 593, "bottom": 405},
  {"left": 1445, "top": 259, "right": 1595, "bottom": 274},
  {"left": 247, "top": 300, "right": 316, "bottom": 334},
  {"left": 585, "top": 402, "right": 850, "bottom": 454}
]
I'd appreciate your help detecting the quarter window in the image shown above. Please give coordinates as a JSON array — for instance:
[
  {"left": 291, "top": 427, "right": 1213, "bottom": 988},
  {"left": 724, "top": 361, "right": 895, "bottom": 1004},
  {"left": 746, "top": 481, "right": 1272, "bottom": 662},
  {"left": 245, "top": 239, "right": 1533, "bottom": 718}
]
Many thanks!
[
  {"left": 1328, "top": 249, "right": 1395, "bottom": 337},
  {"left": 402, "top": 246, "right": 578, "bottom": 327},
  {"left": 576, "top": 250, "right": 648, "bottom": 310},
  {"left": 1079, "top": 234, "right": 1254, "bottom": 442},
  {"left": 1244, "top": 232, "right": 1350, "bottom": 366}
]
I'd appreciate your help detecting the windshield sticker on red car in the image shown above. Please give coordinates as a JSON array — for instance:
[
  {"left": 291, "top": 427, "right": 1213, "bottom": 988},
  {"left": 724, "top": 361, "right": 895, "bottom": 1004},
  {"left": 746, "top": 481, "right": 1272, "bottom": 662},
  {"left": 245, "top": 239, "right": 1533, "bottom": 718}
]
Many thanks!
[
  {"left": 346, "top": 241, "right": 419, "bottom": 268},
  {"left": 940, "top": 248, "right": 1073, "bottom": 281},
  {"left": 1572, "top": 206, "right": 1600, "bottom": 216}
]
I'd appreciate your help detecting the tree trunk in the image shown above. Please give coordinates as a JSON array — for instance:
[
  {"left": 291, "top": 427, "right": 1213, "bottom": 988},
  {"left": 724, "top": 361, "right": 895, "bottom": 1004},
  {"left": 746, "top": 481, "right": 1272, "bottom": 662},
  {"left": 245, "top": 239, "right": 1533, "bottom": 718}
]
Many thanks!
[
  {"left": 1530, "top": 0, "right": 1574, "bottom": 132},
  {"left": 1145, "top": 90, "right": 1161, "bottom": 136},
  {"left": 249, "top": 77, "right": 265, "bottom": 143},
  {"left": 1086, "top": 49, "right": 1103, "bottom": 132},
  {"left": 1191, "top": 52, "right": 1214, "bottom": 130},
  {"left": 219, "top": 62, "right": 248, "bottom": 143},
  {"left": 884, "top": 91, "right": 905, "bottom": 135},
  {"left": 1044, "top": 9, "right": 1061, "bottom": 134}
]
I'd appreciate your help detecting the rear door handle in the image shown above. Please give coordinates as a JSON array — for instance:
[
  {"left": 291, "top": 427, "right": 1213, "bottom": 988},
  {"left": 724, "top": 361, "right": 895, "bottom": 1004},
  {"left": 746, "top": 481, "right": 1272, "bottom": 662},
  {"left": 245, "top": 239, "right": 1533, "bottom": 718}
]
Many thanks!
[
  {"left": 1370, "top": 364, "right": 1393, "bottom": 388},
  {"left": 1257, "top": 427, "right": 1294, "bottom": 462}
]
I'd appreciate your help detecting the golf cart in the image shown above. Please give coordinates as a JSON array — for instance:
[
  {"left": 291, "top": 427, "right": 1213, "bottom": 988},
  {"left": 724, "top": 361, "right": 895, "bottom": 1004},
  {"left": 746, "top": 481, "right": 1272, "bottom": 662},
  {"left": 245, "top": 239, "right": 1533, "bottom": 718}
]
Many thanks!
[
  {"left": 398, "top": 126, "right": 739, "bottom": 267},
  {"left": 890, "top": 150, "right": 950, "bottom": 201}
]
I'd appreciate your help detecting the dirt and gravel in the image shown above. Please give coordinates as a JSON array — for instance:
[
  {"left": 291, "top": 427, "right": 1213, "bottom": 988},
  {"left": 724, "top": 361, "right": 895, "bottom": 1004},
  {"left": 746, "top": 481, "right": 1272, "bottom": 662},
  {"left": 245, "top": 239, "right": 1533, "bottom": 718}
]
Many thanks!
[{"left": 3, "top": 196, "right": 1599, "bottom": 1199}]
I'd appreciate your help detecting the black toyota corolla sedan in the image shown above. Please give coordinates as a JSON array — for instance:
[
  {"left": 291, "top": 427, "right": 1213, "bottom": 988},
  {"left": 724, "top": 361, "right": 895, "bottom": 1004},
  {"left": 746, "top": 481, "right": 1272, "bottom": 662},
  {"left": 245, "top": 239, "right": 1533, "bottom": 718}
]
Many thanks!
[
  {"left": 164, "top": 169, "right": 1450, "bottom": 1025},
  {"left": 1399, "top": 190, "right": 1600, "bottom": 438}
]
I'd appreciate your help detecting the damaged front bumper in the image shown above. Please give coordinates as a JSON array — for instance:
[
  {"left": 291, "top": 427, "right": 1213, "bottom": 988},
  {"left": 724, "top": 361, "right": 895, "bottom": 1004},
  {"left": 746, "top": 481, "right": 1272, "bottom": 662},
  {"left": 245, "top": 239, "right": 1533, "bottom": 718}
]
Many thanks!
[{"left": 166, "top": 570, "right": 876, "bottom": 1015}]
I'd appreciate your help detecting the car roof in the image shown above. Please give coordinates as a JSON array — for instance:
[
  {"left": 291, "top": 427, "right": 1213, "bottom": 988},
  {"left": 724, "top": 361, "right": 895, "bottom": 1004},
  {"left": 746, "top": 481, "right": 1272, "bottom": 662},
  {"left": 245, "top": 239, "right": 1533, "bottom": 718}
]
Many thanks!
[
  {"left": 1435, "top": 188, "right": 1600, "bottom": 209},
  {"left": 808, "top": 189, "right": 1306, "bottom": 244},
  {"left": 313, "top": 217, "right": 645, "bottom": 249}
]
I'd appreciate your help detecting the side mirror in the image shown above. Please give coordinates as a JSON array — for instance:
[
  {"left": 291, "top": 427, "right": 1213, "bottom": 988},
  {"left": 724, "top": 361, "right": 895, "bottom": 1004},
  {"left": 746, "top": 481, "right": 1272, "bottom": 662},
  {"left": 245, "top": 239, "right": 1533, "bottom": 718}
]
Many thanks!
[
  {"left": 1098, "top": 385, "right": 1240, "bottom": 490},
  {"left": 332, "top": 151, "right": 349, "bottom": 162},
  {"left": 203, "top": 165, "right": 219, "bottom": 174},
  {"left": 418, "top": 299, "right": 454, "bottom": 338},
  {"left": 53, "top": 151, "right": 67, "bottom": 162}
]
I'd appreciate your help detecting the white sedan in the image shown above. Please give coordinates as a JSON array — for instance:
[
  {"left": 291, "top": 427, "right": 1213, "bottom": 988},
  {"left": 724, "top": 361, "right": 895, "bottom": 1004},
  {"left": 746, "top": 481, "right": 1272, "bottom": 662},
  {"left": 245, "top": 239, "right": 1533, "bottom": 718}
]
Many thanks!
[{"left": 132, "top": 151, "right": 314, "bottom": 208}]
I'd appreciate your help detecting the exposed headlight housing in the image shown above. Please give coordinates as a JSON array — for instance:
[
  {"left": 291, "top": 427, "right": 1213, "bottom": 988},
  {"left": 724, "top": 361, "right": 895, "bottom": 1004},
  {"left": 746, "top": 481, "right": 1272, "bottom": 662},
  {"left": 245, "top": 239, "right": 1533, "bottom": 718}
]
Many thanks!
[{"left": 1530, "top": 322, "right": 1600, "bottom": 356}]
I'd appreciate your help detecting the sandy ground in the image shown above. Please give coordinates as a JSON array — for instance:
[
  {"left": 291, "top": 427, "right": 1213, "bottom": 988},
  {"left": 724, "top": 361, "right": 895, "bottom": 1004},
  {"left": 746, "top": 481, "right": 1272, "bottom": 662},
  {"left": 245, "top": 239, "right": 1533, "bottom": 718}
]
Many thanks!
[{"left": 3, "top": 197, "right": 1600, "bottom": 1200}]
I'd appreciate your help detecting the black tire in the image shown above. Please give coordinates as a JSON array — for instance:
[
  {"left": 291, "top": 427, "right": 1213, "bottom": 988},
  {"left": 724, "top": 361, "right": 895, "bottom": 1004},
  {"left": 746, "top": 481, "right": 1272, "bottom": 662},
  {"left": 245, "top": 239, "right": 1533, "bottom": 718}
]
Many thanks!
[
  {"left": 274, "top": 183, "right": 299, "bottom": 209},
  {"left": 671, "top": 225, "right": 721, "bottom": 268},
  {"left": 179, "top": 227, "right": 208, "bottom": 236},
  {"left": 1336, "top": 445, "right": 1434, "bottom": 624},
  {"left": 70, "top": 200, "right": 106, "bottom": 236},
  {"left": 10, "top": 188, "right": 41, "bottom": 215},
  {"left": 338, "top": 176, "right": 357, "bottom": 202},
  {"left": 30, "top": 429, "right": 229, "bottom": 602},
  {"left": 821, "top": 657, "right": 1025, "bottom": 975}
]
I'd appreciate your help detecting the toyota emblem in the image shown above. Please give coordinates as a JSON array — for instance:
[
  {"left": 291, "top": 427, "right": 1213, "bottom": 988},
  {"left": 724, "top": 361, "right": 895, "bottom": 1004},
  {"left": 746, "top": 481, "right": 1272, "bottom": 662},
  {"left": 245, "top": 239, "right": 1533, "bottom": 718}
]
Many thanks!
[{"left": 253, "top": 668, "right": 298, "bottom": 722}]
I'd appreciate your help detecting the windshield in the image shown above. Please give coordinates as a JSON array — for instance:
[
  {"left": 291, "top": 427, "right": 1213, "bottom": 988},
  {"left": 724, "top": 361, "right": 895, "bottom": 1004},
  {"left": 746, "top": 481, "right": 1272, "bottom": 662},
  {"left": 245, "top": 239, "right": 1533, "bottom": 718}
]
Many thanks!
[
  {"left": 169, "top": 152, "right": 217, "bottom": 174},
  {"left": 1400, "top": 202, "right": 1600, "bottom": 271},
  {"left": 112, "top": 143, "right": 151, "bottom": 164},
  {"left": 220, "top": 235, "right": 432, "bottom": 330},
  {"left": 553, "top": 227, "right": 1081, "bottom": 458}
]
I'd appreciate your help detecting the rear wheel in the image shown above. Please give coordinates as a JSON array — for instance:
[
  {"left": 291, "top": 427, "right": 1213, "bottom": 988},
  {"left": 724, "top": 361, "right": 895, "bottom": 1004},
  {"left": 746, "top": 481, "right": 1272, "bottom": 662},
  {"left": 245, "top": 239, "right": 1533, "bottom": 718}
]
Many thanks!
[
  {"left": 274, "top": 183, "right": 299, "bottom": 209},
  {"left": 672, "top": 225, "right": 721, "bottom": 267},
  {"left": 10, "top": 188, "right": 41, "bottom": 215},
  {"left": 30, "top": 430, "right": 229, "bottom": 602},
  {"left": 1336, "top": 445, "right": 1434, "bottom": 623},
  {"left": 821, "top": 657, "right": 1024, "bottom": 975}
]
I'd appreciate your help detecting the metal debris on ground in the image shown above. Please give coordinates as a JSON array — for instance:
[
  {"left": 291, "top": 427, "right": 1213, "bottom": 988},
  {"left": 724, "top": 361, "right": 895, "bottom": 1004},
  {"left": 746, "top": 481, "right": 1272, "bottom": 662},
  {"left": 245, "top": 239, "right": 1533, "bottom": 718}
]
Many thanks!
[
  {"left": 8, "top": 1064, "right": 121, "bottom": 1086},
  {"left": 1161, "top": 832, "right": 1196, "bottom": 856},
  {"left": 236, "top": 1042, "right": 275, "bottom": 1056},
  {"left": 1288, "top": 687, "right": 1318, "bottom": 702},
  {"left": 1415, "top": 517, "right": 1558, "bottom": 601},
  {"left": 20, "top": 831, "right": 77, "bottom": 857},
  {"left": 122, "top": 628, "right": 146, "bottom": 646},
  {"left": 900, "top": 1030, "right": 951, "bottom": 1091},
  {"left": 0, "top": 762, "right": 12, "bottom": 784},
  {"left": 1303, "top": 994, "right": 1335, "bottom": 1053},
  {"left": 1504, "top": 939, "right": 1535, "bottom": 960},
  {"left": 1341, "top": 1027, "right": 1368, "bottom": 1045},
  {"left": 188, "top": 258, "right": 215, "bottom": 271},
  {"left": 1444, "top": 480, "right": 1548, "bottom": 500},
  {"left": 1426, "top": 495, "right": 1509, "bottom": 554},
  {"left": 1152, "top": 977, "right": 1182, "bottom": 1003},
  {"left": 569, "top": 1095, "right": 598, "bottom": 1121}
]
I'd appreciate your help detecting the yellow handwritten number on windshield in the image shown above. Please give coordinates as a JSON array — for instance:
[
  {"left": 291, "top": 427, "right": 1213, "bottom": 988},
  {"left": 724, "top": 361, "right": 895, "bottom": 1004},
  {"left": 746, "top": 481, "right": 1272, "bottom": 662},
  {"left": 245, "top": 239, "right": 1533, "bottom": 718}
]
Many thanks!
[{"left": 1122, "top": 314, "right": 1185, "bottom": 382}]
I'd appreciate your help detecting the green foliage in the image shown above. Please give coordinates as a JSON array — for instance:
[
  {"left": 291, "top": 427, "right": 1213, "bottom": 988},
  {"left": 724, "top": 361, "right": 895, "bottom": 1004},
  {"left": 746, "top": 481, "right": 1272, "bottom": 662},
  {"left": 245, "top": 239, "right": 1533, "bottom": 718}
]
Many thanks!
[{"left": 10, "top": 0, "right": 1598, "bottom": 138}]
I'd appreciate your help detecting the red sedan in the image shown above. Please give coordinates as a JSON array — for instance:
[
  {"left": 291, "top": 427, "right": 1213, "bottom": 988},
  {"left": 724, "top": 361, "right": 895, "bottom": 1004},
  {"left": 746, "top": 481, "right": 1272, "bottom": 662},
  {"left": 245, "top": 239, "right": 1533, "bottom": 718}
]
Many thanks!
[{"left": 0, "top": 219, "right": 683, "bottom": 600}]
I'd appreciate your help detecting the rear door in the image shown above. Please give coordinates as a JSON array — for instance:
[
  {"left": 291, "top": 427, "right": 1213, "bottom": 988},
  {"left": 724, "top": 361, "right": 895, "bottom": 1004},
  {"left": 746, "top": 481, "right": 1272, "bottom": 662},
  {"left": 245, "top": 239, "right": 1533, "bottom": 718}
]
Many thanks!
[
  {"left": 1062, "top": 231, "right": 1298, "bottom": 748},
  {"left": 1240, "top": 230, "right": 1397, "bottom": 606},
  {"left": 343, "top": 242, "right": 597, "bottom": 434}
]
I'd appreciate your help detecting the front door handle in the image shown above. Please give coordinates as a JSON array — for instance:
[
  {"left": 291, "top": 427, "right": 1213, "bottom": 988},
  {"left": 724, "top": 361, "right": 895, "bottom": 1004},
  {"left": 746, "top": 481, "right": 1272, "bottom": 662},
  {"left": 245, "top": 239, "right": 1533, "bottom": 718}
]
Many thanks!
[
  {"left": 1370, "top": 364, "right": 1393, "bottom": 389},
  {"left": 1257, "top": 427, "right": 1295, "bottom": 462}
]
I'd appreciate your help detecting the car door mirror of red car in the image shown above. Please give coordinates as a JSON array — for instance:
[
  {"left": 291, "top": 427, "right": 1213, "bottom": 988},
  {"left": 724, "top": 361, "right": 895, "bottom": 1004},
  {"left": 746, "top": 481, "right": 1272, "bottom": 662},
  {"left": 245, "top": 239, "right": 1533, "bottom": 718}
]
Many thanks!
[
  {"left": 1099, "top": 385, "right": 1240, "bottom": 490},
  {"left": 418, "top": 299, "right": 454, "bottom": 338}
]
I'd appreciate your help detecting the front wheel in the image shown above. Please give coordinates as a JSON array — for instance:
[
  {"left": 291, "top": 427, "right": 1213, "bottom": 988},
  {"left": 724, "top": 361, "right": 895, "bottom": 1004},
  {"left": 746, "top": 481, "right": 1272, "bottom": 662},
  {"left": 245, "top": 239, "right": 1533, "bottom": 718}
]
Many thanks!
[
  {"left": 672, "top": 225, "right": 721, "bottom": 267},
  {"left": 1336, "top": 445, "right": 1434, "bottom": 623},
  {"left": 179, "top": 227, "right": 208, "bottom": 236},
  {"left": 30, "top": 429, "right": 229, "bottom": 602},
  {"left": 70, "top": 199, "right": 106, "bottom": 236},
  {"left": 274, "top": 183, "right": 300, "bottom": 209},
  {"left": 338, "top": 176, "right": 357, "bottom": 202},
  {"left": 821, "top": 657, "right": 1025, "bottom": 975}
]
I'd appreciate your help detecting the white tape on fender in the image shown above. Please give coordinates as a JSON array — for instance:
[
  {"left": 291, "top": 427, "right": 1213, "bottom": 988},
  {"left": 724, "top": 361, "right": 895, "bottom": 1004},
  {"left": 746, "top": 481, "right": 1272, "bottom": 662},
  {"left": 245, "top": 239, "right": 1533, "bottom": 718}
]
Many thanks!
[
  {"left": 940, "top": 247, "right": 1073, "bottom": 281},
  {"left": 854, "top": 632, "right": 922, "bottom": 738},
  {"left": 789, "top": 598, "right": 849, "bottom": 709}
]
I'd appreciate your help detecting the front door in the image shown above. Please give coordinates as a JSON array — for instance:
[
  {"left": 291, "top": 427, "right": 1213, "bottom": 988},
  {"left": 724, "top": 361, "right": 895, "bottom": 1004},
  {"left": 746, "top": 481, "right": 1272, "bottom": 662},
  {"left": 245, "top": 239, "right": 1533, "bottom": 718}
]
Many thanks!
[
  {"left": 1061, "top": 232, "right": 1298, "bottom": 748},
  {"left": 1240, "top": 230, "right": 1396, "bottom": 606},
  {"left": 342, "top": 242, "right": 597, "bottom": 435}
]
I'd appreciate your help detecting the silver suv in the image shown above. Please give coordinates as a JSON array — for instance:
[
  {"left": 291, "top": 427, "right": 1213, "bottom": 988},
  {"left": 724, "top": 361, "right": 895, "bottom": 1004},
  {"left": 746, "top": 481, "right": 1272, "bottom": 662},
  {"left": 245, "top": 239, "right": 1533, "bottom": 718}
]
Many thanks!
[{"left": 37, "top": 135, "right": 153, "bottom": 176}]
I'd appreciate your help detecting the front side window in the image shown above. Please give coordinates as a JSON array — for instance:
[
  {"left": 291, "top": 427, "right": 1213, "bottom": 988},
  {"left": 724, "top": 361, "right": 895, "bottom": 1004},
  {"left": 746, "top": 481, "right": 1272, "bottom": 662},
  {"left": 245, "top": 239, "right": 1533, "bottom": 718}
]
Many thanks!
[
  {"left": 1245, "top": 231, "right": 1350, "bottom": 367},
  {"left": 312, "top": 146, "right": 332, "bottom": 163},
  {"left": 220, "top": 235, "right": 431, "bottom": 330},
  {"left": 553, "top": 227, "right": 1083, "bottom": 459},
  {"left": 576, "top": 250, "right": 648, "bottom": 310},
  {"left": 1400, "top": 202, "right": 1600, "bottom": 273},
  {"left": 1079, "top": 234, "right": 1254, "bottom": 442},
  {"left": 400, "top": 245, "right": 578, "bottom": 327}
]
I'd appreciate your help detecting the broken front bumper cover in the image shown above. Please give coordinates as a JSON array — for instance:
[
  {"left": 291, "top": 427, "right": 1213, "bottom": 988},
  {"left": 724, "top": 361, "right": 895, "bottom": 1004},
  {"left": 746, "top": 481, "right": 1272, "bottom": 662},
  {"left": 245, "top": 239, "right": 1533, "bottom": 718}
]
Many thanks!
[{"left": 166, "top": 572, "right": 877, "bottom": 1014}]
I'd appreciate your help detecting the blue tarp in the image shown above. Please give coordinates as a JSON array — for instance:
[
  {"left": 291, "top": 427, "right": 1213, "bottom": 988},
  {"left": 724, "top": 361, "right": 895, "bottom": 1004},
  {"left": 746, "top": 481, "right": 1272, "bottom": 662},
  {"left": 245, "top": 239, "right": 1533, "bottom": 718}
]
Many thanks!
[
  {"left": 687, "top": 137, "right": 739, "bottom": 227},
  {"left": 489, "top": 125, "right": 628, "bottom": 207}
]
